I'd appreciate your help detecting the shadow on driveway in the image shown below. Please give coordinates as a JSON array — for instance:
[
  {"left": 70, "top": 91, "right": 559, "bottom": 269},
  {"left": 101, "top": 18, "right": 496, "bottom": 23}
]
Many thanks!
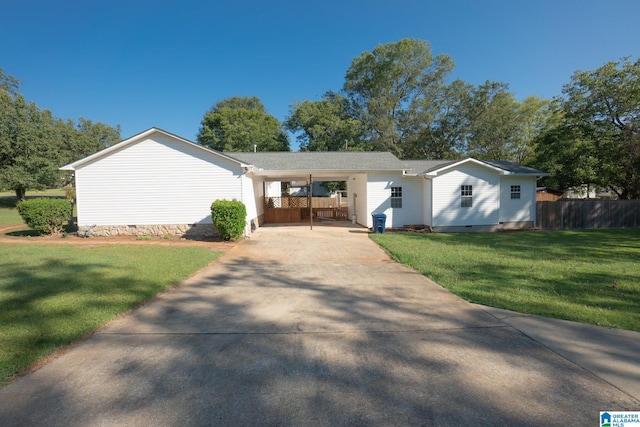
[{"left": 0, "top": 225, "right": 637, "bottom": 426}]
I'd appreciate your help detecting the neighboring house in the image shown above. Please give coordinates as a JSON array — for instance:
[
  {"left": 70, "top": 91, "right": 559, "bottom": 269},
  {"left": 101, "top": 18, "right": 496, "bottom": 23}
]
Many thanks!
[
  {"left": 61, "top": 128, "right": 549, "bottom": 236},
  {"left": 563, "top": 185, "right": 616, "bottom": 200},
  {"left": 536, "top": 187, "right": 564, "bottom": 202}
]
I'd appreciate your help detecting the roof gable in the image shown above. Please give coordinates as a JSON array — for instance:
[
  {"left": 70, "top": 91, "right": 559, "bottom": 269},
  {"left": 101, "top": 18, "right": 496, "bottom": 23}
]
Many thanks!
[
  {"left": 60, "top": 127, "right": 246, "bottom": 171},
  {"left": 416, "top": 158, "right": 548, "bottom": 177}
]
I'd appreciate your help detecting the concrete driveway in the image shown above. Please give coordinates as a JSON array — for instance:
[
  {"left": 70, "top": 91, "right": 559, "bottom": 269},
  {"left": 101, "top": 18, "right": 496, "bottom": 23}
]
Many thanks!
[{"left": 1, "top": 223, "right": 638, "bottom": 426}]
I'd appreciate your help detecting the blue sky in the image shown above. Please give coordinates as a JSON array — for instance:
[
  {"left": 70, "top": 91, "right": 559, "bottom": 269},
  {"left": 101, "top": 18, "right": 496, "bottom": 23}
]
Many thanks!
[{"left": 3, "top": 0, "right": 639, "bottom": 150}]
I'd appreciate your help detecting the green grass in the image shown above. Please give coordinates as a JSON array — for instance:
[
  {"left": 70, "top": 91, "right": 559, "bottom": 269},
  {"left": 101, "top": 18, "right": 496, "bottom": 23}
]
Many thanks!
[
  {"left": 370, "top": 229, "right": 640, "bottom": 332},
  {"left": 0, "top": 189, "right": 67, "bottom": 227},
  {"left": 0, "top": 244, "right": 221, "bottom": 385}
]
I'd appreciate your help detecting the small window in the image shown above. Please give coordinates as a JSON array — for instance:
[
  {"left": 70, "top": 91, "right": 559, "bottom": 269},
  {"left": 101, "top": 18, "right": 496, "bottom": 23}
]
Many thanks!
[
  {"left": 391, "top": 186, "right": 402, "bottom": 208},
  {"left": 460, "top": 185, "right": 473, "bottom": 208},
  {"left": 511, "top": 185, "right": 521, "bottom": 200}
]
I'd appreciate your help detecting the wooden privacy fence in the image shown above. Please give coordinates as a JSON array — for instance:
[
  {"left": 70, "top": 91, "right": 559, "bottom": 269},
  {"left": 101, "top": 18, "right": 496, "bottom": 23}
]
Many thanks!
[
  {"left": 537, "top": 200, "right": 640, "bottom": 230},
  {"left": 264, "top": 196, "right": 348, "bottom": 223}
]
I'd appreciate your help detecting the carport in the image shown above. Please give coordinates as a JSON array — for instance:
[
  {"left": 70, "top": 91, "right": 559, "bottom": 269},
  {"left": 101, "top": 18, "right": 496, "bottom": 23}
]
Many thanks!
[
  {"left": 259, "top": 172, "right": 355, "bottom": 229},
  {"left": 224, "top": 151, "right": 405, "bottom": 230}
]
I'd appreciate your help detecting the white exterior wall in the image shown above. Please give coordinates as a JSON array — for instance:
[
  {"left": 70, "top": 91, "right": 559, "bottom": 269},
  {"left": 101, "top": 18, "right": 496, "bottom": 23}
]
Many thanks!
[
  {"left": 431, "top": 163, "right": 500, "bottom": 227},
  {"left": 365, "top": 172, "right": 423, "bottom": 228},
  {"left": 423, "top": 178, "right": 433, "bottom": 226},
  {"left": 498, "top": 176, "right": 536, "bottom": 223},
  {"left": 265, "top": 181, "right": 281, "bottom": 197},
  {"left": 241, "top": 173, "right": 260, "bottom": 232},
  {"left": 75, "top": 134, "right": 244, "bottom": 226},
  {"left": 347, "top": 173, "right": 368, "bottom": 226},
  {"left": 253, "top": 177, "right": 265, "bottom": 217}
]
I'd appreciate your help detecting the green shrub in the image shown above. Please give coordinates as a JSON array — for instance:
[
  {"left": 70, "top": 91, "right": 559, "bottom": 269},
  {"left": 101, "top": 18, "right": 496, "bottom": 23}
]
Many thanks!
[
  {"left": 16, "top": 198, "right": 72, "bottom": 235},
  {"left": 211, "top": 199, "right": 247, "bottom": 241}
]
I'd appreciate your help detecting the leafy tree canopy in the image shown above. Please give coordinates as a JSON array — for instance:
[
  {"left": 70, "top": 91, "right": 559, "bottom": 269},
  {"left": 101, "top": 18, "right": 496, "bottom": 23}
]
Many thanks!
[
  {"left": 285, "top": 91, "right": 365, "bottom": 151},
  {"left": 197, "top": 96, "right": 289, "bottom": 152},
  {"left": 287, "top": 39, "right": 550, "bottom": 164},
  {"left": 343, "top": 38, "right": 455, "bottom": 157},
  {"left": 535, "top": 57, "right": 640, "bottom": 198},
  {"left": 0, "top": 67, "right": 21, "bottom": 96},
  {"left": 0, "top": 70, "right": 120, "bottom": 199}
]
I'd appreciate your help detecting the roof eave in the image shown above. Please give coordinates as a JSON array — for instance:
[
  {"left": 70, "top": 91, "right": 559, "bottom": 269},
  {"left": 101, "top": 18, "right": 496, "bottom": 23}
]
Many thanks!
[{"left": 60, "top": 127, "right": 247, "bottom": 171}]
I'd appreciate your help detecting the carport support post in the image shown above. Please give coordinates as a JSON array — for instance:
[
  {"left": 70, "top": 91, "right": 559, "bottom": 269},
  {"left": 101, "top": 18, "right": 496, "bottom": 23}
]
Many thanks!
[{"left": 309, "top": 174, "right": 313, "bottom": 230}]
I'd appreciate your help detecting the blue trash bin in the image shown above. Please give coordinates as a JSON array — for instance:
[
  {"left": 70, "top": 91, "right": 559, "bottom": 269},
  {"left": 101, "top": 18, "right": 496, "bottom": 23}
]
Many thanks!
[{"left": 372, "top": 213, "right": 387, "bottom": 233}]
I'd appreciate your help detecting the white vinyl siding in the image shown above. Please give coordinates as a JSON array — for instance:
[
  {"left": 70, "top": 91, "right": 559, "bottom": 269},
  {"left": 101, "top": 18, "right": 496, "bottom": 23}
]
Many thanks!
[
  {"left": 423, "top": 179, "right": 433, "bottom": 226},
  {"left": 431, "top": 163, "right": 499, "bottom": 227},
  {"left": 75, "top": 133, "right": 245, "bottom": 226},
  {"left": 348, "top": 173, "right": 368, "bottom": 226},
  {"left": 499, "top": 176, "right": 536, "bottom": 222},
  {"left": 252, "top": 177, "right": 266, "bottom": 217},
  {"left": 366, "top": 172, "right": 423, "bottom": 228},
  {"left": 242, "top": 173, "right": 259, "bottom": 223}
]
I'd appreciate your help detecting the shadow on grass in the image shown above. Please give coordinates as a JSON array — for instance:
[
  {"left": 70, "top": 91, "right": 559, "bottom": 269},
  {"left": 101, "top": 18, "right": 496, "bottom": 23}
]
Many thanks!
[
  {"left": 0, "top": 246, "right": 219, "bottom": 386},
  {"left": 5, "top": 229, "right": 40, "bottom": 237},
  {"left": 371, "top": 230, "right": 640, "bottom": 331},
  {"left": 5, "top": 223, "right": 78, "bottom": 238},
  {"left": 0, "top": 197, "right": 18, "bottom": 209}
]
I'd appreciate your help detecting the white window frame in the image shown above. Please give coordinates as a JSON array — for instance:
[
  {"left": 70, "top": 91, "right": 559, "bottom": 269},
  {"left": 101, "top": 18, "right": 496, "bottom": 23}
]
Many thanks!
[
  {"left": 460, "top": 185, "right": 473, "bottom": 208},
  {"left": 391, "top": 186, "right": 402, "bottom": 208},
  {"left": 511, "top": 185, "right": 521, "bottom": 200}
]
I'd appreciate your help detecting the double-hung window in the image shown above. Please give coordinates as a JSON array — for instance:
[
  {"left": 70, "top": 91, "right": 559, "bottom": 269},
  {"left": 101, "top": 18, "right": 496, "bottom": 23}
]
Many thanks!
[
  {"left": 511, "top": 185, "right": 521, "bottom": 199},
  {"left": 460, "top": 185, "right": 473, "bottom": 208},
  {"left": 391, "top": 186, "right": 402, "bottom": 208}
]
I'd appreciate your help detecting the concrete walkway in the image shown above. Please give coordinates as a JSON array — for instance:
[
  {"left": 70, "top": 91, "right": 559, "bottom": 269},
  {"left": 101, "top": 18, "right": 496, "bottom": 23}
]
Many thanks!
[{"left": 0, "top": 223, "right": 638, "bottom": 426}]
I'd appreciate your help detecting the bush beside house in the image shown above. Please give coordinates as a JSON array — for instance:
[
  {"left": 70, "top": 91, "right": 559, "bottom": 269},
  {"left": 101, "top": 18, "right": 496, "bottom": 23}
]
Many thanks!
[
  {"left": 17, "top": 198, "right": 72, "bottom": 235},
  {"left": 211, "top": 199, "right": 247, "bottom": 241}
]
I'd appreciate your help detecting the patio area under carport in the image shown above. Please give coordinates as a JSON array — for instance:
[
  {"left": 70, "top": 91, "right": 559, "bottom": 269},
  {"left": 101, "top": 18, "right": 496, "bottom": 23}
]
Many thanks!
[{"left": 256, "top": 170, "right": 368, "bottom": 229}]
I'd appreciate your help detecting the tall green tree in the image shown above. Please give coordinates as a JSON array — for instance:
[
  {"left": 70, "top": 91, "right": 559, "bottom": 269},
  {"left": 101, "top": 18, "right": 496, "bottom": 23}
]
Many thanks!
[
  {"left": 63, "top": 118, "right": 121, "bottom": 163},
  {"left": 512, "top": 96, "right": 554, "bottom": 164},
  {"left": 411, "top": 81, "right": 551, "bottom": 162},
  {"left": 0, "top": 70, "right": 121, "bottom": 199},
  {"left": 465, "top": 82, "right": 520, "bottom": 160},
  {"left": 536, "top": 58, "right": 640, "bottom": 198},
  {"left": 407, "top": 79, "right": 474, "bottom": 160},
  {"left": 197, "top": 96, "right": 289, "bottom": 151},
  {"left": 0, "top": 91, "right": 63, "bottom": 200},
  {"left": 343, "top": 38, "right": 454, "bottom": 158},
  {"left": 533, "top": 119, "right": 599, "bottom": 191},
  {"left": 285, "top": 92, "right": 364, "bottom": 151}
]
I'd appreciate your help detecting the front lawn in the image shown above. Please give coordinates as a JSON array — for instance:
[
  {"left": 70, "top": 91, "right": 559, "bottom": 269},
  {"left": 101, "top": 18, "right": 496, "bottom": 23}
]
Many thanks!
[
  {"left": 370, "top": 229, "right": 640, "bottom": 332},
  {"left": 0, "top": 244, "right": 221, "bottom": 385}
]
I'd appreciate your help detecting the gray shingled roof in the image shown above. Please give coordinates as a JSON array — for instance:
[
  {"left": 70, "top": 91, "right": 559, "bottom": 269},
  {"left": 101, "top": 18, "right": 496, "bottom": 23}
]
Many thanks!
[
  {"left": 224, "top": 151, "right": 548, "bottom": 176},
  {"left": 402, "top": 160, "right": 457, "bottom": 174},
  {"left": 481, "top": 160, "right": 549, "bottom": 175},
  {"left": 224, "top": 151, "right": 406, "bottom": 171}
]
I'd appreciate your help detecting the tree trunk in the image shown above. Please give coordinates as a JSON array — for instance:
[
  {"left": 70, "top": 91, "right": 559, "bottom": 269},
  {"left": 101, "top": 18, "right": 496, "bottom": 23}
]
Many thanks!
[{"left": 15, "top": 188, "right": 26, "bottom": 201}]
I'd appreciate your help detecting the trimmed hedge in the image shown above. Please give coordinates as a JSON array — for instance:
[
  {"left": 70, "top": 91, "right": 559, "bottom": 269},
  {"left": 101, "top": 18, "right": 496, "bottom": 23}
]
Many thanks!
[
  {"left": 16, "top": 198, "right": 72, "bottom": 235},
  {"left": 211, "top": 199, "right": 247, "bottom": 241}
]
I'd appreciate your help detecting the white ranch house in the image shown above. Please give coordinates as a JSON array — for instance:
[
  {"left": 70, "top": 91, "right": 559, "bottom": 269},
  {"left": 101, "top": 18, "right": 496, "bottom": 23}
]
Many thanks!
[{"left": 61, "top": 128, "right": 548, "bottom": 236}]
